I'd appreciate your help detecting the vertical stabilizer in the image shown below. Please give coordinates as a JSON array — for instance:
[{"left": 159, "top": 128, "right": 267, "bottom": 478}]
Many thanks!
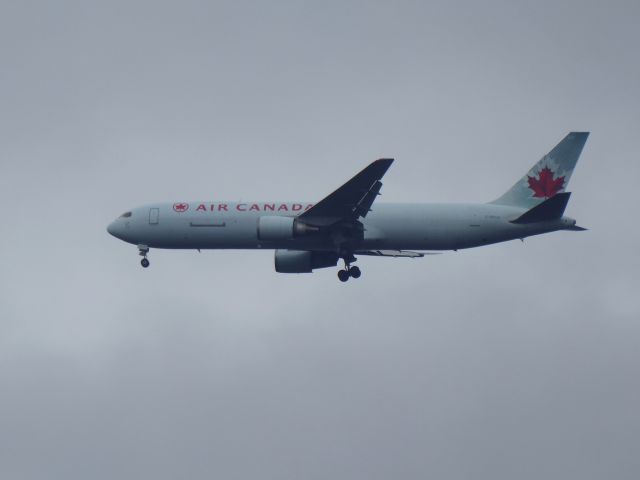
[{"left": 491, "top": 132, "right": 589, "bottom": 208}]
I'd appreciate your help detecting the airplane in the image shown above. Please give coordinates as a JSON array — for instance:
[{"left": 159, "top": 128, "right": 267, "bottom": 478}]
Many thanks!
[{"left": 107, "top": 132, "right": 589, "bottom": 282}]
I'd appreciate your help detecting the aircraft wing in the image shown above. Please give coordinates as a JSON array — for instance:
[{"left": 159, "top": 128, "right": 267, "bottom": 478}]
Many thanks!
[{"left": 299, "top": 158, "right": 394, "bottom": 227}]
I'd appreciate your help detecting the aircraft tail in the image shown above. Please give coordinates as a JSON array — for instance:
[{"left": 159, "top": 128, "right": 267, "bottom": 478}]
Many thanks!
[{"left": 491, "top": 132, "right": 589, "bottom": 209}]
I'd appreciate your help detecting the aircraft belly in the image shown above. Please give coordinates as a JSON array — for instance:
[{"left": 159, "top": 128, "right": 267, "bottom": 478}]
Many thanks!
[
  {"left": 147, "top": 214, "right": 337, "bottom": 250},
  {"left": 141, "top": 214, "right": 257, "bottom": 249},
  {"left": 189, "top": 216, "right": 258, "bottom": 248}
]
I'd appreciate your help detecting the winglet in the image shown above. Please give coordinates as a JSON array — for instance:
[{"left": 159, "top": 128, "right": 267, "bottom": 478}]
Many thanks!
[{"left": 371, "top": 157, "right": 394, "bottom": 169}]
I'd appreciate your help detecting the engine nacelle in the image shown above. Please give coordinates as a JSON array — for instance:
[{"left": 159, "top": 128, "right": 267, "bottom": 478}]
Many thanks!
[
  {"left": 257, "top": 216, "right": 316, "bottom": 241},
  {"left": 274, "top": 250, "right": 338, "bottom": 273}
]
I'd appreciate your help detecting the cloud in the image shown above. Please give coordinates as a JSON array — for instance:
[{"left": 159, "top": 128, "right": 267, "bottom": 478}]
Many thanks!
[{"left": 1, "top": 1, "right": 639, "bottom": 479}]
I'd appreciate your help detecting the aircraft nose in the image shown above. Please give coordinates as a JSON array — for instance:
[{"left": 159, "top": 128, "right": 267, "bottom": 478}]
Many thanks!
[{"left": 107, "top": 220, "right": 121, "bottom": 238}]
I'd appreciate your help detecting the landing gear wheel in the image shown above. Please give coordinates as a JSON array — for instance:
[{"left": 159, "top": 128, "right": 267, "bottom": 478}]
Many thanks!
[
  {"left": 349, "top": 266, "right": 361, "bottom": 279},
  {"left": 137, "top": 245, "right": 150, "bottom": 268},
  {"left": 337, "top": 269, "right": 350, "bottom": 282}
]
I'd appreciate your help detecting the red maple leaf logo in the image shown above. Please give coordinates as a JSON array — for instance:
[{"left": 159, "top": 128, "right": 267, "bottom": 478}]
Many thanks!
[
  {"left": 173, "top": 203, "right": 189, "bottom": 213},
  {"left": 527, "top": 167, "right": 565, "bottom": 198}
]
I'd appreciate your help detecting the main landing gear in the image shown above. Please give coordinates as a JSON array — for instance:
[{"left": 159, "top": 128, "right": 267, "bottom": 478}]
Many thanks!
[
  {"left": 337, "top": 256, "right": 361, "bottom": 282},
  {"left": 138, "top": 244, "right": 150, "bottom": 268}
]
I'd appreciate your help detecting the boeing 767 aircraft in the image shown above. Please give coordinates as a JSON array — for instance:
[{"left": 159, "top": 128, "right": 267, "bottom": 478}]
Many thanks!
[{"left": 107, "top": 132, "right": 588, "bottom": 281}]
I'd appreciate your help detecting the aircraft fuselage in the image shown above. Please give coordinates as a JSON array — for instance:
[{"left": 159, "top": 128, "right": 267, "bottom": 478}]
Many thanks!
[{"left": 107, "top": 201, "right": 576, "bottom": 252}]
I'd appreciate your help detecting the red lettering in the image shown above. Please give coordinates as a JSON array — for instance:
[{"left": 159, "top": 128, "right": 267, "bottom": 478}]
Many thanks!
[
  {"left": 237, "top": 203, "right": 247, "bottom": 211},
  {"left": 292, "top": 203, "right": 302, "bottom": 211},
  {"left": 278, "top": 204, "right": 289, "bottom": 212},
  {"left": 264, "top": 203, "right": 275, "bottom": 211},
  {"left": 250, "top": 203, "right": 260, "bottom": 211},
  {"left": 304, "top": 204, "right": 314, "bottom": 211},
  {"left": 218, "top": 204, "right": 228, "bottom": 211},
  {"left": 196, "top": 204, "right": 207, "bottom": 212}
]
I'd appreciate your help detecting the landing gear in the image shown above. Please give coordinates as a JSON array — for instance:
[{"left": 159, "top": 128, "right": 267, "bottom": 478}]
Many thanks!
[
  {"left": 337, "top": 254, "right": 362, "bottom": 282},
  {"left": 138, "top": 244, "right": 150, "bottom": 268}
]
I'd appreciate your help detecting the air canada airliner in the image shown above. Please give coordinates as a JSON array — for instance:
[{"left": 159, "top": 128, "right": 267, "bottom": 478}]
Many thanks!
[{"left": 108, "top": 132, "right": 588, "bottom": 282}]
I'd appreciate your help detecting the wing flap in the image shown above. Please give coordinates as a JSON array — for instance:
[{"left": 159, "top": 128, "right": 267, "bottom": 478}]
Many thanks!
[
  {"left": 356, "top": 250, "right": 426, "bottom": 258},
  {"left": 353, "top": 180, "right": 382, "bottom": 218}
]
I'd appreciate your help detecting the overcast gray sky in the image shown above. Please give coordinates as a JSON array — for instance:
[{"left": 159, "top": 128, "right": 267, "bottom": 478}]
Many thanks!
[{"left": 1, "top": 1, "right": 639, "bottom": 479}]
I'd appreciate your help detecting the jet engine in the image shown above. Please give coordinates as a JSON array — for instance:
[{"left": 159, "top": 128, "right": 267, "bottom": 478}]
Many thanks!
[
  {"left": 257, "top": 216, "right": 317, "bottom": 241},
  {"left": 274, "top": 250, "right": 338, "bottom": 273}
]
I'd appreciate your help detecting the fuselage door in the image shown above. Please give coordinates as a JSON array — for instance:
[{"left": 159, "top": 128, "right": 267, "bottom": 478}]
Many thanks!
[{"left": 149, "top": 208, "right": 159, "bottom": 225}]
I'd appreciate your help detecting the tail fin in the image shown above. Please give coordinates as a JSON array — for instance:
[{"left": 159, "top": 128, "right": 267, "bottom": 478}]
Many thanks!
[{"left": 491, "top": 132, "right": 589, "bottom": 208}]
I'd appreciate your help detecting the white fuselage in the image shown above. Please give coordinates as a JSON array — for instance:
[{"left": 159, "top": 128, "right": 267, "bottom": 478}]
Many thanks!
[{"left": 107, "top": 201, "right": 577, "bottom": 251}]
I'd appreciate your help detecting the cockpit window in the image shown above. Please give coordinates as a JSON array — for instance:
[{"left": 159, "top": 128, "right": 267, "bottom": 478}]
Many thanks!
[{"left": 120, "top": 211, "right": 132, "bottom": 218}]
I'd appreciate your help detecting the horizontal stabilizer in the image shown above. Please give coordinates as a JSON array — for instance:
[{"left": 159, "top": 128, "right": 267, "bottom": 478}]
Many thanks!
[
  {"left": 567, "top": 225, "right": 588, "bottom": 231},
  {"left": 511, "top": 192, "right": 571, "bottom": 224},
  {"left": 356, "top": 250, "right": 427, "bottom": 258}
]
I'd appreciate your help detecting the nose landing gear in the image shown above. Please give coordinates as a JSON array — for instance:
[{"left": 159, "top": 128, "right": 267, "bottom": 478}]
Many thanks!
[{"left": 138, "top": 244, "right": 150, "bottom": 268}]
